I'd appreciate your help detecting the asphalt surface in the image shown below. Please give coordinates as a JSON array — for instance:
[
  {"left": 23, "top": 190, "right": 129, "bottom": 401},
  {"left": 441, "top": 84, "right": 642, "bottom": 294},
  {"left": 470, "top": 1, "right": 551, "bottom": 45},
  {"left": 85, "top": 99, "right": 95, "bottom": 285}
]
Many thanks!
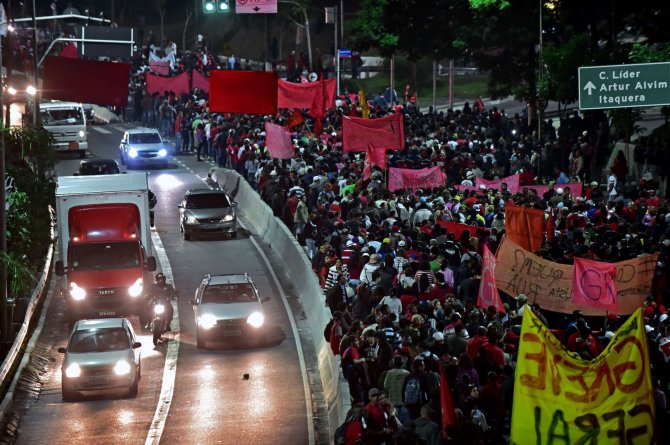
[{"left": 1, "top": 124, "right": 316, "bottom": 445}]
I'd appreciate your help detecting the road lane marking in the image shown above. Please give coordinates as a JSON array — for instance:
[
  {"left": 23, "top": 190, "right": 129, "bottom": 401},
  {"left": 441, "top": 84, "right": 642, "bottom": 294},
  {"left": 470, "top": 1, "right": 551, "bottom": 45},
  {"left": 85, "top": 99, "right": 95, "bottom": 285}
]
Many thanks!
[
  {"left": 90, "top": 126, "right": 111, "bottom": 134},
  {"left": 145, "top": 231, "right": 180, "bottom": 445}
]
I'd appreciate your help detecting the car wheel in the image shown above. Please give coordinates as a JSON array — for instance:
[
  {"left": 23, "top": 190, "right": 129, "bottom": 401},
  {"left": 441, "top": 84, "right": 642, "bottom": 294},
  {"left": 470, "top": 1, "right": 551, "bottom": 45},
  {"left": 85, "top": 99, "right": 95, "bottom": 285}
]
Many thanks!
[
  {"left": 79, "top": 150, "right": 86, "bottom": 159},
  {"left": 230, "top": 230, "right": 237, "bottom": 238},
  {"left": 196, "top": 330, "right": 205, "bottom": 349},
  {"left": 62, "top": 383, "right": 80, "bottom": 402}
]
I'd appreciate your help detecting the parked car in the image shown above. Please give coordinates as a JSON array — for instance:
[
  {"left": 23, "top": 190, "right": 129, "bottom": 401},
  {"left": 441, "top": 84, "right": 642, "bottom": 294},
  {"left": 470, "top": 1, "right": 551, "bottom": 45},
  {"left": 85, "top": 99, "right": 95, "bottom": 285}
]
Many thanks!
[
  {"left": 119, "top": 128, "right": 169, "bottom": 168},
  {"left": 73, "top": 158, "right": 121, "bottom": 176},
  {"left": 178, "top": 188, "right": 238, "bottom": 240},
  {"left": 190, "top": 274, "right": 269, "bottom": 349},
  {"left": 58, "top": 318, "right": 142, "bottom": 401}
]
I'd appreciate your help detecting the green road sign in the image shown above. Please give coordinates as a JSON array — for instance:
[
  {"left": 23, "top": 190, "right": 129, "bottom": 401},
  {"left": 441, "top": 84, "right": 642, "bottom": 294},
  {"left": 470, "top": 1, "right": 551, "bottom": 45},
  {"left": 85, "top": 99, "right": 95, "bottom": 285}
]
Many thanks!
[{"left": 578, "top": 62, "right": 670, "bottom": 110}]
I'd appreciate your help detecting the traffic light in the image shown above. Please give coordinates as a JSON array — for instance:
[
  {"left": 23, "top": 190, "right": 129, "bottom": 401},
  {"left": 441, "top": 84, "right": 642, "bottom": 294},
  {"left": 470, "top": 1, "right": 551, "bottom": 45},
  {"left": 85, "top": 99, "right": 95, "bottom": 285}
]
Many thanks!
[
  {"left": 203, "top": 1, "right": 215, "bottom": 13},
  {"left": 217, "top": 1, "right": 229, "bottom": 12}
]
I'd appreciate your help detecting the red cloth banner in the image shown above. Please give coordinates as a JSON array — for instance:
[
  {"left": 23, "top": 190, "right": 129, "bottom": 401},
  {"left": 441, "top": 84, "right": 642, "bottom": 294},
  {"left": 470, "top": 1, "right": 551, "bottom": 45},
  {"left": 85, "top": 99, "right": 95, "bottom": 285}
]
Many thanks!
[
  {"left": 439, "top": 365, "right": 457, "bottom": 433},
  {"left": 476, "top": 174, "right": 521, "bottom": 194},
  {"left": 342, "top": 113, "right": 405, "bottom": 152},
  {"left": 209, "top": 70, "right": 278, "bottom": 114},
  {"left": 435, "top": 220, "right": 488, "bottom": 239},
  {"left": 149, "top": 60, "right": 170, "bottom": 76},
  {"left": 388, "top": 167, "right": 446, "bottom": 192},
  {"left": 505, "top": 205, "right": 545, "bottom": 252},
  {"left": 520, "top": 182, "right": 584, "bottom": 197},
  {"left": 42, "top": 56, "right": 130, "bottom": 107},
  {"left": 265, "top": 122, "right": 295, "bottom": 159},
  {"left": 478, "top": 246, "right": 506, "bottom": 313},
  {"left": 572, "top": 257, "right": 617, "bottom": 311},
  {"left": 191, "top": 69, "right": 209, "bottom": 93},
  {"left": 277, "top": 78, "right": 336, "bottom": 110},
  {"left": 146, "top": 72, "right": 190, "bottom": 96}
]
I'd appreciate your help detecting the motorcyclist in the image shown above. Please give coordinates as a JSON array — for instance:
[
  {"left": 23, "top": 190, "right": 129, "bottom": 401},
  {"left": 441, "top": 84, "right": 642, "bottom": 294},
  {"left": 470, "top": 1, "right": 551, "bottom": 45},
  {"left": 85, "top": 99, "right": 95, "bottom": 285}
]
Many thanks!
[
  {"left": 143, "top": 272, "right": 176, "bottom": 330},
  {"left": 149, "top": 189, "right": 157, "bottom": 228}
]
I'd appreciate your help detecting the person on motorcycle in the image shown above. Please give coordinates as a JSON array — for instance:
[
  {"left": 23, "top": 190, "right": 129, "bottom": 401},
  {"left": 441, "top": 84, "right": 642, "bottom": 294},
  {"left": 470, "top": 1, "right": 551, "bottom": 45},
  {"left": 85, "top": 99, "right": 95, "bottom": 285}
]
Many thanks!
[{"left": 143, "top": 272, "right": 176, "bottom": 330}]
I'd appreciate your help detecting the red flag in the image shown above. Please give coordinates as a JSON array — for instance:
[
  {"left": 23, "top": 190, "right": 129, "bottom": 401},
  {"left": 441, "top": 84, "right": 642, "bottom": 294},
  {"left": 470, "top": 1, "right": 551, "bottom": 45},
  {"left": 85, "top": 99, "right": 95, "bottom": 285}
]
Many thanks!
[
  {"left": 342, "top": 113, "right": 405, "bottom": 152},
  {"left": 286, "top": 110, "right": 304, "bottom": 129},
  {"left": 277, "top": 78, "right": 336, "bottom": 109},
  {"left": 191, "top": 69, "right": 209, "bottom": 93},
  {"left": 439, "top": 365, "right": 457, "bottom": 433},
  {"left": 209, "top": 70, "right": 278, "bottom": 114},
  {"left": 309, "top": 77, "right": 326, "bottom": 136},
  {"left": 265, "top": 122, "right": 295, "bottom": 159},
  {"left": 146, "top": 72, "right": 190, "bottom": 96},
  {"left": 478, "top": 246, "right": 506, "bottom": 313},
  {"left": 572, "top": 258, "right": 617, "bottom": 312},
  {"left": 546, "top": 209, "right": 555, "bottom": 242},
  {"left": 42, "top": 56, "right": 130, "bottom": 107},
  {"left": 504, "top": 205, "right": 545, "bottom": 252},
  {"left": 60, "top": 42, "right": 79, "bottom": 58}
]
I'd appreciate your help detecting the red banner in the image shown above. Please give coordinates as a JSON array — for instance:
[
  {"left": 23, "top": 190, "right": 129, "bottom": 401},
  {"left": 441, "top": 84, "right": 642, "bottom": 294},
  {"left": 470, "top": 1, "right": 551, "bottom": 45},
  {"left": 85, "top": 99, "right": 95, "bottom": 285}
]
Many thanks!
[
  {"left": 478, "top": 246, "right": 506, "bottom": 313},
  {"left": 388, "top": 167, "right": 446, "bottom": 192},
  {"left": 265, "top": 122, "right": 295, "bottom": 159},
  {"left": 435, "top": 220, "right": 488, "bottom": 240},
  {"left": 42, "top": 56, "right": 130, "bottom": 107},
  {"left": 149, "top": 60, "right": 170, "bottom": 76},
  {"left": 572, "top": 258, "right": 617, "bottom": 311},
  {"left": 277, "top": 78, "right": 336, "bottom": 110},
  {"left": 505, "top": 205, "right": 545, "bottom": 252},
  {"left": 520, "top": 182, "right": 584, "bottom": 197},
  {"left": 191, "top": 69, "right": 209, "bottom": 93},
  {"left": 342, "top": 113, "right": 405, "bottom": 152},
  {"left": 476, "top": 174, "right": 521, "bottom": 194},
  {"left": 209, "top": 70, "right": 278, "bottom": 115},
  {"left": 146, "top": 71, "right": 190, "bottom": 96}
]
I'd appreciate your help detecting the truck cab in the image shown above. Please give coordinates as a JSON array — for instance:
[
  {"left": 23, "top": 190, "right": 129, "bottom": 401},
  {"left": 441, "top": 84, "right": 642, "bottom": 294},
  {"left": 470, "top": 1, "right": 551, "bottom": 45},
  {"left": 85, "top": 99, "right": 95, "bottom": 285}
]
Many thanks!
[{"left": 55, "top": 174, "right": 156, "bottom": 326}]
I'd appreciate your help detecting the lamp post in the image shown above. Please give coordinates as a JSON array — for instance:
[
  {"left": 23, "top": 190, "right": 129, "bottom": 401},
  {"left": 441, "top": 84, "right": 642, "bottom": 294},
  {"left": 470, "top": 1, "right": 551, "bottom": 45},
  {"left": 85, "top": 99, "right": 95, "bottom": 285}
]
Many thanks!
[{"left": 0, "top": 21, "right": 7, "bottom": 346}]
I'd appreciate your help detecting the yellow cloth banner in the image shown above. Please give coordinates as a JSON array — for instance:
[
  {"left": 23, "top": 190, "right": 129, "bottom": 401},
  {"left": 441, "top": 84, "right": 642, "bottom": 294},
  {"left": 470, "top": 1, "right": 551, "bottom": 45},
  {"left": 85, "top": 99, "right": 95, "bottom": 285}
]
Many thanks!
[
  {"left": 511, "top": 308, "right": 656, "bottom": 444},
  {"left": 359, "top": 89, "right": 370, "bottom": 119}
]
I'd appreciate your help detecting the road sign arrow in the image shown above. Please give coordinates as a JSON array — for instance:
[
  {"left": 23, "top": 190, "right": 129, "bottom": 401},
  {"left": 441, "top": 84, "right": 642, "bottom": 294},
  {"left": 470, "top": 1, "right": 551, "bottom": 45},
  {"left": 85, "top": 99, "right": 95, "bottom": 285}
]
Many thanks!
[
  {"left": 583, "top": 81, "right": 596, "bottom": 96},
  {"left": 253, "top": 6, "right": 260, "bottom": 11}
]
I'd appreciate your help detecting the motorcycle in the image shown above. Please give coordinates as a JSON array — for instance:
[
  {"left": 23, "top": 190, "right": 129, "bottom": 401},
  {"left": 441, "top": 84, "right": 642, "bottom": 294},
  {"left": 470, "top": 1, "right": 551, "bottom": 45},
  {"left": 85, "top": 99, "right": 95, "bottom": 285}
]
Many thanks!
[{"left": 149, "top": 292, "right": 177, "bottom": 345}]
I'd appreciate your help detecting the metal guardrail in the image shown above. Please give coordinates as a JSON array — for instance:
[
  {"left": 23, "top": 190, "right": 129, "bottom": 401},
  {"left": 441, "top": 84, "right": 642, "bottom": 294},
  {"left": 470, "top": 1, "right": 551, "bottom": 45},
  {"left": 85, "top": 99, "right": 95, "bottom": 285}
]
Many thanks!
[{"left": 0, "top": 207, "right": 55, "bottom": 412}]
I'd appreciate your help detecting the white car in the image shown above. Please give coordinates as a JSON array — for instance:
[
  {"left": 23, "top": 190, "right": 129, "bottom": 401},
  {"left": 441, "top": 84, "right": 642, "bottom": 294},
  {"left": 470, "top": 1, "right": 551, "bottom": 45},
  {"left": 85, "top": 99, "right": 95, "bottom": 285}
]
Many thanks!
[
  {"left": 58, "top": 318, "right": 142, "bottom": 401},
  {"left": 119, "top": 128, "right": 169, "bottom": 168},
  {"left": 191, "top": 274, "right": 269, "bottom": 349}
]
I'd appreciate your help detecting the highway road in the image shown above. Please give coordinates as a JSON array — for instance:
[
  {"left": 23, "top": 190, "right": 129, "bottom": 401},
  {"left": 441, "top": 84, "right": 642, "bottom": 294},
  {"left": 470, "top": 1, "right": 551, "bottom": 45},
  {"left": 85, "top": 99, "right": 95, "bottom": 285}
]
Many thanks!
[{"left": 0, "top": 124, "right": 321, "bottom": 444}]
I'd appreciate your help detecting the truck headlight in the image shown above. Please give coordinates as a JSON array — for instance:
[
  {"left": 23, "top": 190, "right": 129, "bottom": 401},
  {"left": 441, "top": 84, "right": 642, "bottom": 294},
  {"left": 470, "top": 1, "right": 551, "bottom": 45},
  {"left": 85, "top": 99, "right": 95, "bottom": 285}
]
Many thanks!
[
  {"left": 69, "top": 282, "right": 86, "bottom": 301},
  {"left": 186, "top": 215, "right": 198, "bottom": 224},
  {"left": 113, "top": 360, "right": 131, "bottom": 376},
  {"left": 128, "top": 148, "right": 138, "bottom": 158},
  {"left": 65, "top": 363, "right": 81, "bottom": 378},
  {"left": 7, "top": 86, "right": 16, "bottom": 95},
  {"left": 221, "top": 215, "right": 234, "bottom": 222},
  {"left": 26, "top": 85, "right": 36, "bottom": 96},
  {"left": 154, "top": 303, "right": 165, "bottom": 315},
  {"left": 198, "top": 313, "right": 217, "bottom": 330},
  {"left": 128, "top": 278, "right": 143, "bottom": 298},
  {"left": 158, "top": 148, "right": 167, "bottom": 157},
  {"left": 246, "top": 312, "right": 264, "bottom": 328},
  {"left": 78, "top": 130, "right": 85, "bottom": 138}
]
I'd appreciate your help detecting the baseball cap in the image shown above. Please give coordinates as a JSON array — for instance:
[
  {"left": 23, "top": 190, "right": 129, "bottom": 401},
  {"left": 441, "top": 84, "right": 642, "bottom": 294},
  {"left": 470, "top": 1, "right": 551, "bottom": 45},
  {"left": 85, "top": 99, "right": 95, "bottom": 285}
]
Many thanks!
[
  {"left": 368, "top": 388, "right": 381, "bottom": 397},
  {"left": 556, "top": 188, "right": 564, "bottom": 195}
]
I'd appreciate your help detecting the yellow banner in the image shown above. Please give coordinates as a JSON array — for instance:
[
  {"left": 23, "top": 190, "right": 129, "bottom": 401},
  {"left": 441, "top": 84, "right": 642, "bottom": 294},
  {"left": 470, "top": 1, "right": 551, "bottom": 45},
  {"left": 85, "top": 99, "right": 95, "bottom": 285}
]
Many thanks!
[
  {"left": 511, "top": 308, "right": 656, "bottom": 444},
  {"left": 495, "top": 237, "right": 657, "bottom": 315}
]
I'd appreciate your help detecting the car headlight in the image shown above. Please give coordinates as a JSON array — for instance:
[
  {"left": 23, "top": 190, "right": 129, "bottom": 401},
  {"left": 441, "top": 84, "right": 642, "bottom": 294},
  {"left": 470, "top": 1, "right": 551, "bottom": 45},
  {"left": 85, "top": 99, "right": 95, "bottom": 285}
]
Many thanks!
[
  {"left": 69, "top": 282, "right": 86, "bottom": 301},
  {"left": 113, "top": 360, "right": 132, "bottom": 376},
  {"left": 247, "top": 311, "right": 265, "bottom": 328},
  {"left": 154, "top": 303, "right": 165, "bottom": 315},
  {"left": 158, "top": 148, "right": 167, "bottom": 157},
  {"left": 221, "top": 214, "right": 235, "bottom": 222},
  {"left": 198, "top": 313, "right": 217, "bottom": 330},
  {"left": 128, "top": 278, "right": 143, "bottom": 298},
  {"left": 26, "top": 85, "right": 36, "bottom": 96},
  {"left": 7, "top": 86, "right": 16, "bottom": 95},
  {"left": 65, "top": 362, "right": 81, "bottom": 378},
  {"left": 78, "top": 130, "right": 85, "bottom": 138},
  {"left": 128, "top": 148, "right": 138, "bottom": 158},
  {"left": 185, "top": 215, "right": 198, "bottom": 224}
]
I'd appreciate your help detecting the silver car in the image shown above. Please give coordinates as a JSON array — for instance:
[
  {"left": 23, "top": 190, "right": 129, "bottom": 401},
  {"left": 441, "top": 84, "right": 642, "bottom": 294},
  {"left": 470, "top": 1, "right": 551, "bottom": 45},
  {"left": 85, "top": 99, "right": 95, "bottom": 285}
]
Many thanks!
[
  {"left": 178, "top": 188, "right": 238, "bottom": 240},
  {"left": 191, "top": 274, "right": 269, "bottom": 349},
  {"left": 119, "top": 128, "right": 169, "bottom": 168},
  {"left": 58, "top": 318, "right": 142, "bottom": 401}
]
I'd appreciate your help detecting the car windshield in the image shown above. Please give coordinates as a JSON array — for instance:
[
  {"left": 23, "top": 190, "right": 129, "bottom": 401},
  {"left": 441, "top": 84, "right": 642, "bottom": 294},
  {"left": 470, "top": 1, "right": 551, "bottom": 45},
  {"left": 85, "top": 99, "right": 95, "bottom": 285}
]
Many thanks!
[
  {"left": 68, "top": 327, "right": 130, "bottom": 353},
  {"left": 79, "top": 162, "right": 119, "bottom": 175},
  {"left": 129, "top": 133, "right": 161, "bottom": 144},
  {"left": 185, "top": 194, "right": 230, "bottom": 209},
  {"left": 202, "top": 283, "right": 256, "bottom": 304},
  {"left": 70, "top": 241, "right": 141, "bottom": 271},
  {"left": 41, "top": 108, "right": 84, "bottom": 126}
]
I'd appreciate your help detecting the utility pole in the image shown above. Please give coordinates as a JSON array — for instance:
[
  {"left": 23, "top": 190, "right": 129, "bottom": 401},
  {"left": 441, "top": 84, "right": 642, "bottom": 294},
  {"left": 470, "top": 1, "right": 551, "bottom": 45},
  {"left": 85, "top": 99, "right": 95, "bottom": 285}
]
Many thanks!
[
  {"left": 31, "top": 0, "right": 38, "bottom": 124},
  {"left": 0, "top": 25, "right": 7, "bottom": 346}
]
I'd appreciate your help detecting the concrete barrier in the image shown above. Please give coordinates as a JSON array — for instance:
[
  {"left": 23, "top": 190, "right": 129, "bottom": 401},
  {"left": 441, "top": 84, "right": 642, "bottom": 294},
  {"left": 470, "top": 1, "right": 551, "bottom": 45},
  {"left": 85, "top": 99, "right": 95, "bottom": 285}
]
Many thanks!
[{"left": 212, "top": 169, "right": 349, "bottom": 438}]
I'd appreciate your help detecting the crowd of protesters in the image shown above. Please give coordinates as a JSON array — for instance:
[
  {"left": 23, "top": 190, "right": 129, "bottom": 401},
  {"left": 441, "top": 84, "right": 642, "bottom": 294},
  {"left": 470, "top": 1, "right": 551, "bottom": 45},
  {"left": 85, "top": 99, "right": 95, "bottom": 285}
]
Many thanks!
[{"left": 91, "top": 34, "right": 670, "bottom": 443}]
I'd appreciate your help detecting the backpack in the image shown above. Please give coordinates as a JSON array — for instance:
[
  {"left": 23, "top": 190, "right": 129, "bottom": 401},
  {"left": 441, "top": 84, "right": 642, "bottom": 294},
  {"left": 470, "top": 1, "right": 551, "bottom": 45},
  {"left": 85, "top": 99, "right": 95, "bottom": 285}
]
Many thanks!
[
  {"left": 324, "top": 319, "right": 334, "bottom": 342},
  {"left": 403, "top": 376, "right": 425, "bottom": 405},
  {"left": 333, "top": 421, "right": 350, "bottom": 445}
]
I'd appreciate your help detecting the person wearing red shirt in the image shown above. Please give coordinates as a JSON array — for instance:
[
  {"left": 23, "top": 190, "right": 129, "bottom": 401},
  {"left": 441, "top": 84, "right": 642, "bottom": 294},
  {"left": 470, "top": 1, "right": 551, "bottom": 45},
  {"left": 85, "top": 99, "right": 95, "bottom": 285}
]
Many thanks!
[
  {"left": 466, "top": 326, "right": 489, "bottom": 361},
  {"left": 567, "top": 323, "right": 602, "bottom": 359},
  {"left": 364, "top": 388, "right": 388, "bottom": 432},
  {"left": 482, "top": 333, "right": 505, "bottom": 370}
]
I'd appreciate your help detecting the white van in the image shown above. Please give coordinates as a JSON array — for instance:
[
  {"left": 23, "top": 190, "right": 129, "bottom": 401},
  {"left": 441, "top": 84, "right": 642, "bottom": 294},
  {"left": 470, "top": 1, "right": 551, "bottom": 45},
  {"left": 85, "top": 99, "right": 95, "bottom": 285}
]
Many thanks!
[{"left": 40, "top": 101, "right": 88, "bottom": 159}]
